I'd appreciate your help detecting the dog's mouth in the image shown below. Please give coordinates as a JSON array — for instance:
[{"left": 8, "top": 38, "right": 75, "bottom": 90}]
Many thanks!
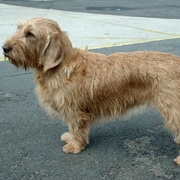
[
  {"left": 4, "top": 53, "right": 29, "bottom": 70},
  {"left": 2, "top": 45, "right": 18, "bottom": 66},
  {"left": 8, "top": 58, "right": 17, "bottom": 66},
  {"left": 4, "top": 53, "right": 19, "bottom": 67}
]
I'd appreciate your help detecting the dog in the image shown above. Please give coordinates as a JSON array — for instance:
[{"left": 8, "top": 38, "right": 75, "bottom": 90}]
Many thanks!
[{"left": 2, "top": 17, "right": 180, "bottom": 165}]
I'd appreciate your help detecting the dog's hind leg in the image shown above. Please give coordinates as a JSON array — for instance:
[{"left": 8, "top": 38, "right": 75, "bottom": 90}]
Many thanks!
[
  {"left": 174, "top": 156, "right": 180, "bottom": 165},
  {"left": 154, "top": 94, "right": 180, "bottom": 165},
  {"left": 156, "top": 100, "right": 180, "bottom": 143},
  {"left": 61, "top": 112, "right": 91, "bottom": 154}
]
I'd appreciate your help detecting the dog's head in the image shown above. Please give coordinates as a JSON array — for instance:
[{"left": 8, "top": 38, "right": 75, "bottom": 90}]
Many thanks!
[{"left": 2, "top": 18, "right": 72, "bottom": 72}]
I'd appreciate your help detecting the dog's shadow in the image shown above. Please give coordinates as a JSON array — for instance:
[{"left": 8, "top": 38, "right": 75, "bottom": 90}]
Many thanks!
[{"left": 88, "top": 108, "right": 179, "bottom": 158}]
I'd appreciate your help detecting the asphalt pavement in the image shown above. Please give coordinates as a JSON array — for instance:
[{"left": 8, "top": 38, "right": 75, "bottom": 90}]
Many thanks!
[{"left": 0, "top": 1, "right": 180, "bottom": 180}]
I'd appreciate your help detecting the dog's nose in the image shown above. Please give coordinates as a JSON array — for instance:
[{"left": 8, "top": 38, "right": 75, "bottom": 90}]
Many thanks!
[{"left": 2, "top": 45, "right": 12, "bottom": 53}]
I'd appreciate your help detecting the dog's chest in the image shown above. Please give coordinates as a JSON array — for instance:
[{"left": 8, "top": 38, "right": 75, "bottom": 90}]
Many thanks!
[{"left": 35, "top": 77, "right": 66, "bottom": 117}]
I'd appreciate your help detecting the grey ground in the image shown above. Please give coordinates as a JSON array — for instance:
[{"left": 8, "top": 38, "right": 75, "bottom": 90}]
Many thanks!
[
  {"left": 1, "top": 1, "right": 180, "bottom": 180},
  {"left": 1, "top": 0, "right": 180, "bottom": 19}
]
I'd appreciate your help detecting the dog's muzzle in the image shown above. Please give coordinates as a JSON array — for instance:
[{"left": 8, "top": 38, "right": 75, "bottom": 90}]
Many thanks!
[{"left": 2, "top": 45, "right": 12, "bottom": 54}]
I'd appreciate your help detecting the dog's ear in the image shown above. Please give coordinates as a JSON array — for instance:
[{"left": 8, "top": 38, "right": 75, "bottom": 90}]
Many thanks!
[{"left": 42, "top": 32, "right": 64, "bottom": 73}]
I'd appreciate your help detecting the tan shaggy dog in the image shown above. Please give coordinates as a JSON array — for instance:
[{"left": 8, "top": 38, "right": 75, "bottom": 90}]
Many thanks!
[{"left": 2, "top": 17, "right": 180, "bottom": 165}]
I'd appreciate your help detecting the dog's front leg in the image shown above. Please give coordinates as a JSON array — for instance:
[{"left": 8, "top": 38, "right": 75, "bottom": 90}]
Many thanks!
[
  {"left": 174, "top": 134, "right": 180, "bottom": 145},
  {"left": 61, "top": 117, "right": 90, "bottom": 154}
]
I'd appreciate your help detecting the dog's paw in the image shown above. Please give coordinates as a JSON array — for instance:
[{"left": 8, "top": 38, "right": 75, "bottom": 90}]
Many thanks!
[
  {"left": 61, "top": 132, "right": 71, "bottom": 143},
  {"left": 174, "top": 156, "right": 180, "bottom": 165},
  {"left": 174, "top": 135, "right": 180, "bottom": 145},
  {"left": 63, "top": 142, "right": 83, "bottom": 154}
]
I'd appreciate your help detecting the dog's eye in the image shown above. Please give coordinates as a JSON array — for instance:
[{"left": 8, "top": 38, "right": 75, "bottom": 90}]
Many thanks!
[{"left": 25, "top": 32, "right": 35, "bottom": 38}]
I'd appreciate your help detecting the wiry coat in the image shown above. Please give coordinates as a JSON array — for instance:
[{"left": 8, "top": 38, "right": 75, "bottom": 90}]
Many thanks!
[{"left": 2, "top": 18, "right": 180, "bottom": 164}]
